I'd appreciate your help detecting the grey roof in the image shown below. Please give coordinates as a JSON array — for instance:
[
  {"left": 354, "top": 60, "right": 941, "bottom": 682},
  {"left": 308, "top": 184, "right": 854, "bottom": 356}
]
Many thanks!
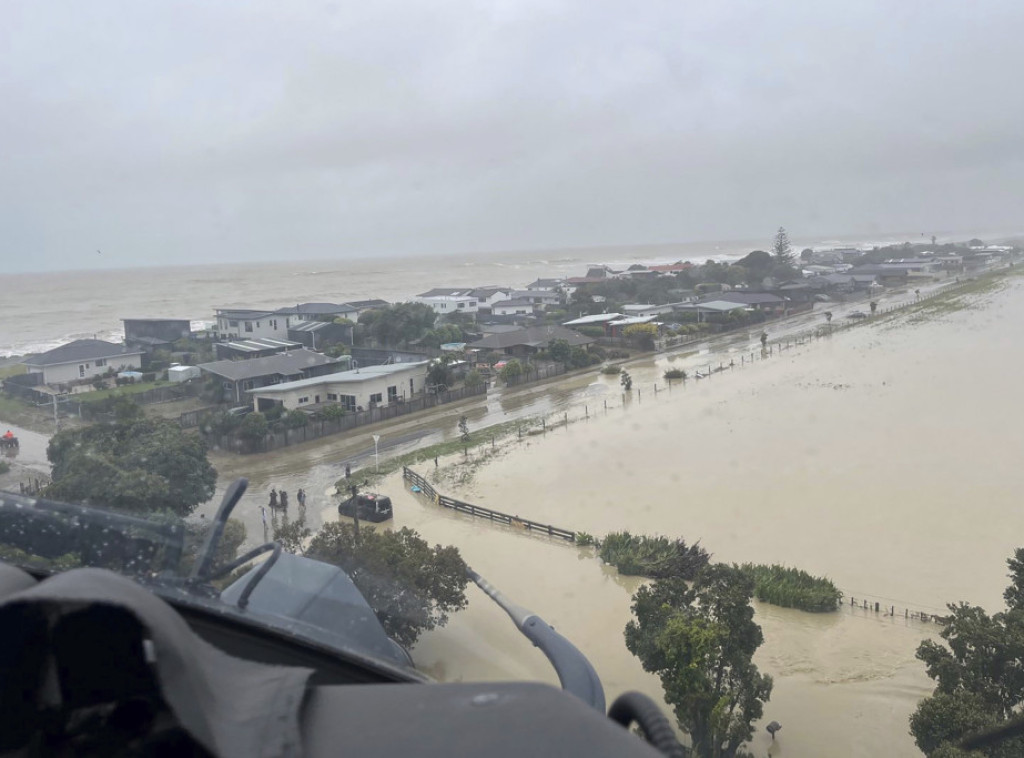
[
  {"left": 121, "top": 317, "right": 191, "bottom": 324},
  {"left": 526, "top": 278, "right": 564, "bottom": 288},
  {"left": 468, "top": 325, "right": 593, "bottom": 351},
  {"left": 249, "top": 361, "right": 429, "bottom": 393},
  {"left": 562, "top": 313, "right": 623, "bottom": 326},
  {"left": 220, "top": 337, "right": 302, "bottom": 353},
  {"left": 492, "top": 299, "right": 536, "bottom": 309},
  {"left": 198, "top": 349, "right": 340, "bottom": 381},
  {"left": 678, "top": 301, "right": 748, "bottom": 313},
  {"left": 709, "top": 292, "right": 786, "bottom": 305},
  {"left": 215, "top": 308, "right": 278, "bottom": 320},
  {"left": 274, "top": 302, "right": 356, "bottom": 316},
  {"left": 345, "top": 299, "right": 389, "bottom": 309},
  {"left": 25, "top": 339, "right": 143, "bottom": 367},
  {"left": 417, "top": 287, "right": 471, "bottom": 298},
  {"left": 849, "top": 265, "right": 911, "bottom": 276},
  {"left": 469, "top": 287, "right": 509, "bottom": 298}
]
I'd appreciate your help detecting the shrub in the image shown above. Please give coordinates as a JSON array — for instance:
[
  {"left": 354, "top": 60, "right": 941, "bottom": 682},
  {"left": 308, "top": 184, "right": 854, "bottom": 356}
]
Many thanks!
[
  {"left": 663, "top": 368, "right": 687, "bottom": 380},
  {"left": 607, "top": 349, "right": 630, "bottom": 360},
  {"left": 575, "top": 531, "right": 596, "bottom": 547},
  {"left": 739, "top": 563, "right": 842, "bottom": 612},
  {"left": 464, "top": 369, "right": 483, "bottom": 388},
  {"left": 284, "top": 409, "right": 310, "bottom": 429},
  {"left": 599, "top": 532, "right": 710, "bottom": 580},
  {"left": 601, "top": 365, "right": 622, "bottom": 375},
  {"left": 318, "top": 404, "right": 347, "bottom": 420}
]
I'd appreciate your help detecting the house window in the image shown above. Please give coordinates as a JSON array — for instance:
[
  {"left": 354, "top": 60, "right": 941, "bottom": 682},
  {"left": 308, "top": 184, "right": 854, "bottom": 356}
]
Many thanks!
[
  {"left": 340, "top": 394, "right": 356, "bottom": 412},
  {"left": 387, "top": 385, "right": 398, "bottom": 403},
  {"left": 244, "top": 322, "right": 253, "bottom": 333},
  {"left": 369, "top": 392, "right": 383, "bottom": 405},
  {"left": 457, "top": 302, "right": 464, "bottom": 308},
  {"left": 229, "top": 320, "right": 239, "bottom": 327},
  {"left": 79, "top": 364, "right": 86, "bottom": 377},
  {"left": 95, "top": 359, "right": 106, "bottom": 367},
  {"left": 327, "top": 393, "right": 338, "bottom": 401},
  {"left": 298, "top": 396, "right": 309, "bottom": 405}
]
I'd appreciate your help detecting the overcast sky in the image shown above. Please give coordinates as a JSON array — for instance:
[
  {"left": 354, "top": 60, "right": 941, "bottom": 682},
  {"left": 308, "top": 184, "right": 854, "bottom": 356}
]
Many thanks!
[{"left": 2, "top": 1, "right": 1023, "bottom": 272}]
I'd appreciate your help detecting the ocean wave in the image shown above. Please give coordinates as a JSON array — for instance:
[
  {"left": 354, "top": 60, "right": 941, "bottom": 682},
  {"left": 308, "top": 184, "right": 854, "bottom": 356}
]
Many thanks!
[{"left": 0, "top": 329, "right": 124, "bottom": 359}]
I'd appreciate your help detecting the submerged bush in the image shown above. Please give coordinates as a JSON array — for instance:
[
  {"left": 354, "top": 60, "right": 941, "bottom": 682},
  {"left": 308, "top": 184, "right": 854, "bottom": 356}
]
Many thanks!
[
  {"left": 599, "top": 532, "right": 710, "bottom": 580},
  {"left": 740, "top": 563, "right": 842, "bottom": 612},
  {"left": 663, "top": 368, "right": 687, "bottom": 380}
]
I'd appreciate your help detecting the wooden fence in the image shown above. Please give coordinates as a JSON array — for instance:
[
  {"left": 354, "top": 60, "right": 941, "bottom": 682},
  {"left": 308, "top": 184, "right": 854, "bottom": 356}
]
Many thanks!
[{"left": 403, "top": 466, "right": 576, "bottom": 542}]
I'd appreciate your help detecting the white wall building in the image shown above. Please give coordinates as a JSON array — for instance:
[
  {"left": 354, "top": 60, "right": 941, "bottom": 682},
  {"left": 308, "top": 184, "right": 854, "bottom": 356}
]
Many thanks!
[
  {"left": 249, "top": 361, "right": 430, "bottom": 412},
  {"left": 491, "top": 299, "right": 536, "bottom": 316},
  {"left": 24, "top": 339, "right": 144, "bottom": 385},
  {"left": 416, "top": 295, "right": 479, "bottom": 315},
  {"left": 214, "top": 309, "right": 290, "bottom": 340}
]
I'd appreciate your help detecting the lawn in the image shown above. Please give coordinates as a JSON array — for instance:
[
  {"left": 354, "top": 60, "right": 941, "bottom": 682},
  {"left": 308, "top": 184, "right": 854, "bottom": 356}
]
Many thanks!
[
  {"left": 75, "top": 381, "right": 168, "bottom": 402},
  {"left": 0, "top": 364, "right": 27, "bottom": 380}
]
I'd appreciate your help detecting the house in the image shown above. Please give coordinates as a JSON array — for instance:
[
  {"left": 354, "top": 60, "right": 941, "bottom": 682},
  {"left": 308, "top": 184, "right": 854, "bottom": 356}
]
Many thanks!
[
  {"left": 287, "top": 320, "right": 353, "bottom": 350},
  {"left": 676, "top": 301, "right": 748, "bottom": 321},
  {"left": 562, "top": 313, "right": 624, "bottom": 331},
  {"left": 197, "top": 349, "right": 349, "bottom": 405},
  {"left": 491, "top": 298, "right": 537, "bottom": 317},
  {"left": 25, "top": 339, "right": 144, "bottom": 385},
  {"left": 274, "top": 302, "right": 359, "bottom": 327},
  {"left": 525, "top": 278, "right": 564, "bottom": 291},
  {"left": 507, "top": 289, "right": 561, "bottom": 307},
  {"left": 121, "top": 318, "right": 192, "bottom": 351},
  {"left": 467, "top": 325, "right": 593, "bottom": 358},
  {"left": 648, "top": 262, "right": 694, "bottom": 274},
  {"left": 848, "top": 265, "right": 911, "bottom": 286},
  {"left": 606, "top": 316, "right": 659, "bottom": 337},
  {"left": 214, "top": 309, "right": 289, "bottom": 340},
  {"left": 622, "top": 304, "right": 674, "bottom": 318},
  {"left": 416, "top": 294, "right": 479, "bottom": 315},
  {"left": 344, "top": 299, "right": 390, "bottom": 315},
  {"left": 708, "top": 292, "right": 788, "bottom": 314},
  {"left": 213, "top": 337, "right": 304, "bottom": 361},
  {"left": 248, "top": 361, "right": 430, "bottom": 412},
  {"left": 469, "top": 287, "right": 512, "bottom": 307}
]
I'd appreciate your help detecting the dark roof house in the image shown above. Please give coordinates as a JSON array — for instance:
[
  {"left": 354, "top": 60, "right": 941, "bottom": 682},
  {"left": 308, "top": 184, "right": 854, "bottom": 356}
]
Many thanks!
[
  {"left": 198, "top": 349, "right": 349, "bottom": 404},
  {"left": 468, "top": 325, "right": 593, "bottom": 356}
]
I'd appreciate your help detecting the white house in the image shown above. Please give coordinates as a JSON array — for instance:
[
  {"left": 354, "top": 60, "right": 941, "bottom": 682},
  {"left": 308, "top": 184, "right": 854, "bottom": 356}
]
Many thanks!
[
  {"left": 214, "top": 309, "right": 290, "bottom": 340},
  {"left": 25, "top": 339, "right": 143, "bottom": 385},
  {"left": 248, "top": 361, "right": 429, "bottom": 412},
  {"left": 416, "top": 295, "right": 479, "bottom": 315},
  {"left": 622, "top": 304, "right": 674, "bottom": 318},
  {"left": 274, "top": 302, "right": 360, "bottom": 328},
  {"left": 469, "top": 287, "right": 512, "bottom": 307},
  {"left": 491, "top": 298, "right": 536, "bottom": 316}
]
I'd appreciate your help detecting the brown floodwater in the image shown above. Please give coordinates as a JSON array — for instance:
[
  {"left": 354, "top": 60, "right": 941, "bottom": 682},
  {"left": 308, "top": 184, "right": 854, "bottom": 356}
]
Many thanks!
[{"left": 337, "top": 277, "right": 1024, "bottom": 757}]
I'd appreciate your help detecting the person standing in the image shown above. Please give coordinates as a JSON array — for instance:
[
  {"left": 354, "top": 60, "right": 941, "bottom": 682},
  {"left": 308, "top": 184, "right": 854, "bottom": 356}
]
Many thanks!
[
  {"left": 280, "top": 490, "right": 289, "bottom": 509},
  {"left": 297, "top": 488, "right": 306, "bottom": 508},
  {"left": 269, "top": 488, "right": 278, "bottom": 509}
]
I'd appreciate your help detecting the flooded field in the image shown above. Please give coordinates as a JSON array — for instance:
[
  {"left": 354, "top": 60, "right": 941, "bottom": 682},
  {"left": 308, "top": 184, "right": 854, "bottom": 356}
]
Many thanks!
[{"left": 366, "top": 277, "right": 1024, "bottom": 757}]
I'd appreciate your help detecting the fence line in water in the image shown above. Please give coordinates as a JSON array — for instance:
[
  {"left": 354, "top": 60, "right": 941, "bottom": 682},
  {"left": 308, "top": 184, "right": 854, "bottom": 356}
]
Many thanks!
[{"left": 403, "top": 466, "right": 575, "bottom": 542}]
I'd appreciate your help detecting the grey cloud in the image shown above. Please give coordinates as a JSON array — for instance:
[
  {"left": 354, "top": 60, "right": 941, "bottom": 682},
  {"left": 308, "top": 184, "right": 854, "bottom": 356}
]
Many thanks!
[{"left": 2, "top": 0, "right": 1023, "bottom": 271}]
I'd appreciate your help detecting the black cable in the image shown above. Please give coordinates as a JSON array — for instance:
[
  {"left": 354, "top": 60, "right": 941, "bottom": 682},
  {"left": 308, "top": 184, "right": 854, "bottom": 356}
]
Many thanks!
[
  {"left": 207, "top": 542, "right": 279, "bottom": 580},
  {"left": 235, "top": 542, "right": 282, "bottom": 610},
  {"left": 607, "top": 691, "right": 684, "bottom": 758}
]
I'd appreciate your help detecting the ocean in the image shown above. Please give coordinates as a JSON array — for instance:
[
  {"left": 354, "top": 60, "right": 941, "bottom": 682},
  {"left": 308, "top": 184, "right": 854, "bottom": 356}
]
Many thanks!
[{"left": 0, "top": 231, "right": 955, "bottom": 358}]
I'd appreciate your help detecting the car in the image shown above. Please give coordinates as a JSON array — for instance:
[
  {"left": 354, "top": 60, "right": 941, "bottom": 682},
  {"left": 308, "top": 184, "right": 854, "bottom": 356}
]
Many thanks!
[{"left": 847, "top": 311, "right": 868, "bottom": 319}]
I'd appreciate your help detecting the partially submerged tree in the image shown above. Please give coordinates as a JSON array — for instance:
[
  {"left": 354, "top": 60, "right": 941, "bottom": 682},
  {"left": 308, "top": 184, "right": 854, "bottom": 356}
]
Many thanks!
[
  {"left": 909, "top": 548, "right": 1024, "bottom": 757},
  {"left": 625, "top": 564, "right": 773, "bottom": 757}
]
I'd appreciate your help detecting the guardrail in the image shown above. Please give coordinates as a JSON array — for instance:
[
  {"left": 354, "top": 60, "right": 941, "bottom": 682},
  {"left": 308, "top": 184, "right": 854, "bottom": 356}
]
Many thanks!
[{"left": 403, "top": 466, "right": 576, "bottom": 542}]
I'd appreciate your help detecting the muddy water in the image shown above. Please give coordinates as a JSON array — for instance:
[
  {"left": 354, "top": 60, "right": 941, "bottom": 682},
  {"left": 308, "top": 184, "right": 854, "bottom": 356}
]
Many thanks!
[{"left": 369, "top": 279, "right": 1024, "bottom": 757}]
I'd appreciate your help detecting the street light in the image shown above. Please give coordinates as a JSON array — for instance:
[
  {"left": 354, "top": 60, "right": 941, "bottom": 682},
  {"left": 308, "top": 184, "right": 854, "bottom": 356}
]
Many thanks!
[{"left": 372, "top": 434, "right": 381, "bottom": 473}]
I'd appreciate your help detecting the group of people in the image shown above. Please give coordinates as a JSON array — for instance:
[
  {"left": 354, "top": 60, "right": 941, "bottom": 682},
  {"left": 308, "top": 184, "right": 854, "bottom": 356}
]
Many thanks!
[{"left": 268, "top": 487, "right": 307, "bottom": 510}]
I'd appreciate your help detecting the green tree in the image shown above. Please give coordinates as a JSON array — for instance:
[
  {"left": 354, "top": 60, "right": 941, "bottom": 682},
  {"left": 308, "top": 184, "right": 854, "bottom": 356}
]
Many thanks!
[
  {"left": 910, "top": 549, "right": 1024, "bottom": 757},
  {"left": 464, "top": 369, "right": 483, "bottom": 388},
  {"left": 547, "top": 338, "right": 572, "bottom": 364},
  {"left": 237, "top": 412, "right": 269, "bottom": 450},
  {"left": 772, "top": 226, "right": 795, "bottom": 267},
  {"left": 307, "top": 522, "right": 470, "bottom": 647},
  {"left": 498, "top": 359, "right": 523, "bottom": 383},
  {"left": 45, "top": 416, "right": 217, "bottom": 517},
  {"left": 359, "top": 302, "right": 437, "bottom": 346},
  {"left": 625, "top": 565, "right": 773, "bottom": 758},
  {"left": 283, "top": 409, "right": 309, "bottom": 429},
  {"left": 427, "top": 357, "right": 453, "bottom": 391}
]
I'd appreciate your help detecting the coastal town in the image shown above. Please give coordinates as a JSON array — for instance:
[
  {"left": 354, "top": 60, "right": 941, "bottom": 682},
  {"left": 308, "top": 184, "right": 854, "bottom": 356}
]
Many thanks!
[{"left": 0, "top": 236, "right": 1016, "bottom": 455}]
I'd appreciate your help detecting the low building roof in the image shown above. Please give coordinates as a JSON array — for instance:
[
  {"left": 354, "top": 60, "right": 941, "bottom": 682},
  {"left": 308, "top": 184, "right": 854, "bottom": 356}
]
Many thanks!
[
  {"left": 492, "top": 298, "right": 536, "bottom": 309},
  {"left": 248, "top": 361, "right": 430, "bottom": 394},
  {"left": 25, "top": 339, "right": 143, "bottom": 367},
  {"left": 274, "top": 302, "right": 356, "bottom": 316},
  {"left": 344, "top": 299, "right": 389, "bottom": 309},
  {"left": 219, "top": 337, "right": 302, "bottom": 353},
  {"left": 198, "top": 349, "right": 340, "bottom": 382},
  {"left": 608, "top": 316, "right": 658, "bottom": 326},
  {"left": 709, "top": 292, "right": 786, "bottom": 305},
  {"left": 121, "top": 317, "right": 191, "bottom": 323},
  {"left": 678, "top": 301, "right": 748, "bottom": 313},
  {"left": 468, "top": 325, "right": 593, "bottom": 351},
  {"left": 214, "top": 308, "right": 278, "bottom": 320},
  {"left": 417, "top": 287, "right": 470, "bottom": 298},
  {"left": 562, "top": 313, "right": 624, "bottom": 326}
]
